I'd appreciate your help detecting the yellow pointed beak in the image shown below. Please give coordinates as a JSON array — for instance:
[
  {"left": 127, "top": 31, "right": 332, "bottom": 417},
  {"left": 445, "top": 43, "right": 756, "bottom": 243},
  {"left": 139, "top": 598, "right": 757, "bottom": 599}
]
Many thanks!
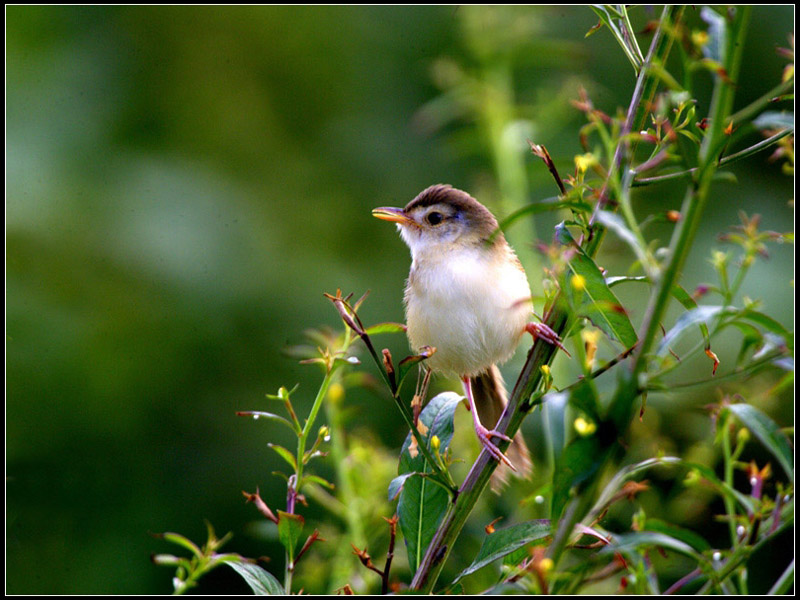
[{"left": 372, "top": 206, "right": 415, "bottom": 226}]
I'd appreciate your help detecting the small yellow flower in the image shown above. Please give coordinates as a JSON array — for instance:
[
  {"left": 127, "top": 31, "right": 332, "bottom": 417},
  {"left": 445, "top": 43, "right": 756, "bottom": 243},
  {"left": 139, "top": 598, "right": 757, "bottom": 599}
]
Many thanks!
[
  {"left": 571, "top": 274, "right": 586, "bottom": 291},
  {"left": 327, "top": 382, "right": 345, "bottom": 404},
  {"left": 574, "top": 153, "right": 596, "bottom": 173},
  {"left": 692, "top": 30, "right": 709, "bottom": 49},
  {"left": 574, "top": 416, "right": 597, "bottom": 436},
  {"left": 430, "top": 435, "right": 440, "bottom": 451},
  {"left": 581, "top": 329, "right": 600, "bottom": 371},
  {"left": 539, "top": 558, "right": 554, "bottom": 573}
]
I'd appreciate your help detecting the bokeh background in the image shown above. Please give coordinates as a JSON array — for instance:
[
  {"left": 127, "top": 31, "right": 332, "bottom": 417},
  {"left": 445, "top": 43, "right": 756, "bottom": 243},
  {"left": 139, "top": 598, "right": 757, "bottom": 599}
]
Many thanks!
[{"left": 6, "top": 5, "right": 793, "bottom": 594}]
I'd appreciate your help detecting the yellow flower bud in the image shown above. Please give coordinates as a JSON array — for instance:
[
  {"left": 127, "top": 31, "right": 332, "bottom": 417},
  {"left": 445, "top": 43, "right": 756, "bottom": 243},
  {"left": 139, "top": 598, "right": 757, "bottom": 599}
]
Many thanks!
[{"left": 571, "top": 274, "right": 586, "bottom": 291}]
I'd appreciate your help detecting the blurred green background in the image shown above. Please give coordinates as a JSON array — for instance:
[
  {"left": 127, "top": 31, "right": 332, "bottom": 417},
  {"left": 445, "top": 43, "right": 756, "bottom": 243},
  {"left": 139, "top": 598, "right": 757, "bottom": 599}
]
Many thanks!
[{"left": 6, "top": 6, "right": 793, "bottom": 594}]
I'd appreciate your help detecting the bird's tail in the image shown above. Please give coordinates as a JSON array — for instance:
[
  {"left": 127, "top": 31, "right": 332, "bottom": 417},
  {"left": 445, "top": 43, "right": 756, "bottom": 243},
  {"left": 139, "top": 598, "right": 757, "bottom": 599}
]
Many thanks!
[{"left": 470, "top": 364, "right": 532, "bottom": 492}]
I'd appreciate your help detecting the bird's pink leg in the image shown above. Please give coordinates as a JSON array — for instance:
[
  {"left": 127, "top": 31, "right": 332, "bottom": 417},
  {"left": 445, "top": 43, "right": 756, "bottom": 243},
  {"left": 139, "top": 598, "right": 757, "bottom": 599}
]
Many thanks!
[
  {"left": 525, "top": 322, "right": 570, "bottom": 356},
  {"left": 462, "top": 377, "right": 516, "bottom": 470}
]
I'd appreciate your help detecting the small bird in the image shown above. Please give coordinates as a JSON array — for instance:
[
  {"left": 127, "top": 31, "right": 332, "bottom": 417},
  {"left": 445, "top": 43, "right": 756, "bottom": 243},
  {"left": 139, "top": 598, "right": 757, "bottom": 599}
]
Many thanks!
[{"left": 373, "top": 184, "right": 564, "bottom": 487}]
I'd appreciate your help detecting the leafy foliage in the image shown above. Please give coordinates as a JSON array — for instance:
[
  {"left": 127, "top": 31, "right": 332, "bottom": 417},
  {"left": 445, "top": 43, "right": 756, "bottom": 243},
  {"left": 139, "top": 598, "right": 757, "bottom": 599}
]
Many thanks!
[{"left": 152, "top": 5, "right": 793, "bottom": 595}]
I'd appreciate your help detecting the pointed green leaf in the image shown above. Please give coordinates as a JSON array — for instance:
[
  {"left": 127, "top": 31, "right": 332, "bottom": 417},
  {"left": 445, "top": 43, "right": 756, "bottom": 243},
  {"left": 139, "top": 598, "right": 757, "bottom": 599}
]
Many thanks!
[
  {"left": 656, "top": 305, "right": 735, "bottom": 356},
  {"left": 363, "top": 322, "right": 407, "bottom": 336},
  {"left": 605, "top": 530, "right": 707, "bottom": 565},
  {"left": 396, "top": 348, "right": 436, "bottom": 390},
  {"left": 159, "top": 532, "right": 204, "bottom": 559},
  {"left": 388, "top": 473, "right": 415, "bottom": 501},
  {"left": 276, "top": 511, "right": 305, "bottom": 563},
  {"left": 238, "top": 411, "right": 299, "bottom": 434},
  {"left": 726, "top": 403, "right": 793, "bottom": 481},
  {"left": 555, "top": 223, "right": 638, "bottom": 348},
  {"left": 227, "top": 561, "right": 284, "bottom": 595},
  {"left": 299, "top": 474, "right": 335, "bottom": 491},
  {"left": 643, "top": 518, "right": 712, "bottom": 553},
  {"left": 397, "top": 392, "right": 462, "bottom": 571},
  {"left": 454, "top": 520, "right": 551, "bottom": 583},
  {"left": 267, "top": 444, "right": 298, "bottom": 471}
]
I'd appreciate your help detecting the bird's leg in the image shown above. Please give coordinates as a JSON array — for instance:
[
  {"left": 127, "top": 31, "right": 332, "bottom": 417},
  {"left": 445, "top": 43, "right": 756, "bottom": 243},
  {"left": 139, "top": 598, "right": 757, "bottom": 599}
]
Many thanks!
[
  {"left": 461, "top": 377, "right": 516, "bottom": 470},
  {"left": 525, "top": 322, "right": 570, "bottom": 356}
]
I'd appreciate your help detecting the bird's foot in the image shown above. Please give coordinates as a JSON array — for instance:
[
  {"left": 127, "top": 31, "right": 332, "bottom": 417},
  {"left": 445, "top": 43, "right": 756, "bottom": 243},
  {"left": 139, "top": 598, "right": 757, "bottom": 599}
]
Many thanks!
[
  {"left": 525, "top": 322, "right": 570, "bottom": 356},
  {"left": 474, "top": 424, "right": 516, "bottom": 470}
]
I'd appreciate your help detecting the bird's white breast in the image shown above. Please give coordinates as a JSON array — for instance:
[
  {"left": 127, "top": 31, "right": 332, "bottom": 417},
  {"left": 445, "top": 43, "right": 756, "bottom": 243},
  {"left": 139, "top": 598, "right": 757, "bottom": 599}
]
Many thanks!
[{"left": 404, "top": 245, "right": 531, "bottom": 378}]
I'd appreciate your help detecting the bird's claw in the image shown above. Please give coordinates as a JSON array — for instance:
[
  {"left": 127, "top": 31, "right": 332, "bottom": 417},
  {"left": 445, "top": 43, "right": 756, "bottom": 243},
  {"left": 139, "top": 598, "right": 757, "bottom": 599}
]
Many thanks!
[
  {"left": 474, "top": 424, "right": 516, "bottom": 470},
  {"left": 525, "top": 322, "right": 570, "bottom": 356}
]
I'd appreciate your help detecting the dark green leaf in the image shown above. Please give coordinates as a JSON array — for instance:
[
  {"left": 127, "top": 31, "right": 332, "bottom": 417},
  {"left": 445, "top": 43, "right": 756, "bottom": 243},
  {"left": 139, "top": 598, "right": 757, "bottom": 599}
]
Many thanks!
[
  {"left": 726, "top": 403, "right": 793, "bottom": 481},
  {"left": 454, "top": 520, "right": 551, "bottom": 583},
  {"left": 276, "top": 511, "right": 305, "bottom": 563},
  {"left": 555, "top": 223, "right": 638, "bottom": 348},
  {"left": 397, "top": 392, "right": 461, "bottom": 571},
  {"left": 226, "top": 560, "right": 284, "bottom": 595}
]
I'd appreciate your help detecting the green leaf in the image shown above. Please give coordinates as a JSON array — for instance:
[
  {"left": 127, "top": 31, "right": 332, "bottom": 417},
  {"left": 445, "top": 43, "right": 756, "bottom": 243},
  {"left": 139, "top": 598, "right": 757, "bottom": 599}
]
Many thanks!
[
  {"left": 454, "top": 520, "right": 551, "bottom": 583},
  {"left": 605, "top": 530, "right": 708, "bottom": 565},
  {"left": 496, "top": 198, "right": 593, "bottom": 235},
  {"left": 363, "top": 322, "right": 407, "bottom": 336},
  {"left": 594, "top": 211, "right": 651, "bottom": 277},
  {"left": 589, "top": 456, "right": 682, "bottom": 518},
  {"left": 397, "top": 392, "right": 461, "bottom": 571},
  {"left": 238, "top": 411, "right": 299, "bottom": 435},
  {"left": 726, "top": 403, "right": 793, "bottom": 481},
  {"left": 267, "top": 444, "right": 298, "bottom": 471},
  {"left": 299, "top": 474, "right": 335, "bottom": 491},
  {"left": 739, "top": 309, "right": 794, "bottom": 352},
  {"left": 388, "top": 473, "right": 415, "bottom": 501},
  {"left": 555, "top": 223, "right": 638, "bottom": 348},
  {"left": 276, "top": 511, "right": 305, "bottom": 563},
  {"left": 607, "top": 276, "right": 715, "bottom": 351},
  {"left": 158, "top": 531, "right": 204, "bottom": 559},
  {"left": 656, "top": 305, "right": 735, "bottom": 356},
  {"left": 226, "top": 561, "right": 284, "bottom": 595},
  {"left": 643, "top": 518, "right": 712, "bottom": 553},
  {"left": 396, "top": 348, "right": 436, "bottom": 390}
]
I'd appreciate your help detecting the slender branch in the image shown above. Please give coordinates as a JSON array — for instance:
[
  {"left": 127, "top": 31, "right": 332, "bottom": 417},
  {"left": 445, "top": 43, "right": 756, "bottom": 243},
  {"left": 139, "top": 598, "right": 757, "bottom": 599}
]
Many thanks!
[{"left": 632, "top": 128, "right": 794, "bottom": 186}]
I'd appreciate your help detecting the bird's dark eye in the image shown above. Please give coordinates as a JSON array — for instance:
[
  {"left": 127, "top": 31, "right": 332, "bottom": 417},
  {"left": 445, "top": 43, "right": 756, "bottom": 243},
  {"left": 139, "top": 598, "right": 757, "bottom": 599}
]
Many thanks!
[{"left": 426, "top": 211, "right": 444, "bottom": 226}]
